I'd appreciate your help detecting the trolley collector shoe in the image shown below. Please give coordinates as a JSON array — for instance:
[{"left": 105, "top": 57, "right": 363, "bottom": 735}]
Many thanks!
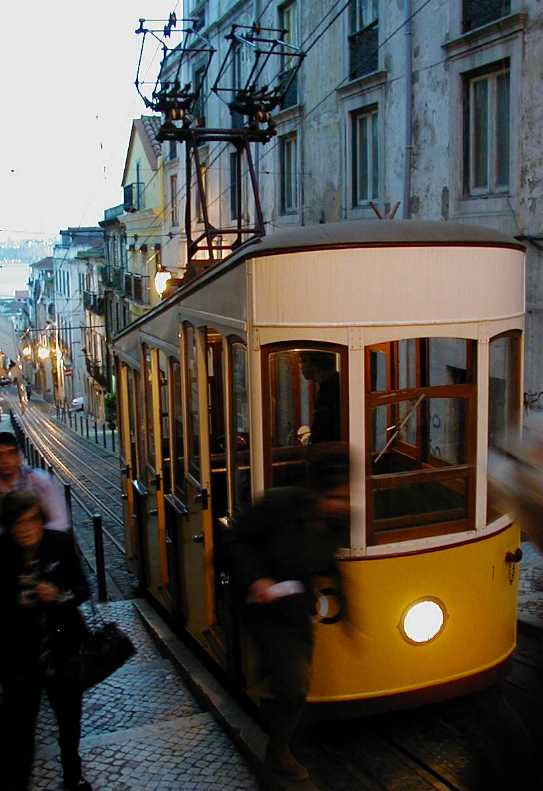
[{"left": 267, "top": 747, "right": 309, "bottom": 782}]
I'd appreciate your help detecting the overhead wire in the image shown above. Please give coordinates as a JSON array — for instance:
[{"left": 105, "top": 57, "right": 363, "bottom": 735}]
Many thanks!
[{"left": 122, "top": 0, "right": 438, "bottom": 261}]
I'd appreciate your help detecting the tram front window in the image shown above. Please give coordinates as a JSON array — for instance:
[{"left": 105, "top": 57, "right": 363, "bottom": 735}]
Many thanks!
[
  {"left": 265, "top": 345, "right": 347, "bottom": 488},
  {"left": 366, "top": 338, "right": 476, "bottom": 543}
]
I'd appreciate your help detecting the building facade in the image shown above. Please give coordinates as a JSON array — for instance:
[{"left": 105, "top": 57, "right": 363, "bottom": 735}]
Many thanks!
[
  {"left": 79, "top": 247, "right": 108, "bottom": 420},
  {"left": 27, "top": 257, "right": 56, "bottom": 396},
  {"left": 53, "top": 227, "right": 103, "bottom": 406},
  {"left": 121, "top": 116, "right": 166, "bottom": 321},
  {"left": 173, "top": 0, "right": 542, "bottom": 398}
]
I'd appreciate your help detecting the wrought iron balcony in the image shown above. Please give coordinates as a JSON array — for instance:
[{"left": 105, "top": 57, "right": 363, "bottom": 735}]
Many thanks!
[
  {"left": 85, "top": 357, "right": 109, "bottom": 389},
  {"left": 83, "top": 291, "right": 105, "bottom": 315}
]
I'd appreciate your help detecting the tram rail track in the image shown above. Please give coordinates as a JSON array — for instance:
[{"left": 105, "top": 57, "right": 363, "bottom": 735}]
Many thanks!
[
  {"left": 5, "top": 397, "right": 126, "bottom": 556},
  {"left": 21, "top": 407, "right": 123, "bottom": 498}
]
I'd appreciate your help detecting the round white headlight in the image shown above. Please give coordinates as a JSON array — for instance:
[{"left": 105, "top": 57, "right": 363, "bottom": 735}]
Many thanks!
[{"left": 401, "top": 598, "right": 445, "bottom": 644}]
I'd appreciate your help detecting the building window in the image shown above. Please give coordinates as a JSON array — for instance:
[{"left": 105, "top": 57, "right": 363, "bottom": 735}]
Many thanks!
[
  {"left": 170, "top": 174, "right": 179, "bottom": 225},
  {"left": 195, "top": 161, "right": 208, "bottom": 223},
  {"left": 464, "top": 62, "right": 510, "bottom": 195},
  {"left": 463, "top": 0, "right": 510, "bottom": 33},
  {"left": 352, "top": 106, "right": 379, "bottom": 205},
  {"left": 279, "top": 1, "right": 299, "bottom": 109},
  {"left": 193, "top": 64, "right": 207, "bottom": 125},
  {"left": 279, "top": 133, "right": 298, "bottom": 215},
  {"left": 349, "top": 0, "right": 379, "bottom": 80},
  {"left": 169, "top": 140, "right": 177, "bottom": 160},
  {"left": 230, "top": 151, "right": 240, "bottom": 221}
]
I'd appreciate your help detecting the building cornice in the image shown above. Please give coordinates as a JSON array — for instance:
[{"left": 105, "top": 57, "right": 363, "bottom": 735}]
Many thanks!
[
  {"left": 442, "top": 12, "right": 528, "bottom": 60},
  {"left": 336, "top": 69, "right": 388, "bottom": 100}
]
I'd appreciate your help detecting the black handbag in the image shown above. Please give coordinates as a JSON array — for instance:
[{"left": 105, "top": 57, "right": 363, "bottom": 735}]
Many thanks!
[{"left": 60, "top": 605, "right": 137, "bottom": 691}]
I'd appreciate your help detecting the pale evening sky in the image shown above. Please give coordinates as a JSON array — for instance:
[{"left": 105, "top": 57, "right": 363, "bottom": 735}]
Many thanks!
[{"left": 0, "top": 1, "right": 180, "bottom": 241}]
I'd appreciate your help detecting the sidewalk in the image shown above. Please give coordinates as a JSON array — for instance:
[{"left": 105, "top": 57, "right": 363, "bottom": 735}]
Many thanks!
[{"left": 33, "top": 601, "right": 260, "bottom": 791}]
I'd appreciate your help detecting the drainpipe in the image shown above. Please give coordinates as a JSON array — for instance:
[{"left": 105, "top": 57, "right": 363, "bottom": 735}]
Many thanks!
[{"left": 403, "top": 0, "right": 413, "bottom": 219}]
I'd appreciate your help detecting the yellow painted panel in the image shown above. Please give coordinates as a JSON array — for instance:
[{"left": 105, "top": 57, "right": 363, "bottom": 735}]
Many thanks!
[{"left": 309, "top": 525, "right": 520, "bottom": 701}]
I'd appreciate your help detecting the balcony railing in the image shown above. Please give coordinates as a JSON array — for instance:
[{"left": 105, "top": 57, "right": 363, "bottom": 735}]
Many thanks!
[
  {"left": 104, "top": 204, "right": 125, "bottom": 222},
  {"left": 133, "top": 275, "right": 145, "bottom": 305},
  {"left": 83, "top": 291, "right": 105, "bottom": 315},
  {"left": 123, "top": 182, "right": 143, "bottom": 213},
  {"left": 86, "top": 358, "right": 109, "bottom": 389}
]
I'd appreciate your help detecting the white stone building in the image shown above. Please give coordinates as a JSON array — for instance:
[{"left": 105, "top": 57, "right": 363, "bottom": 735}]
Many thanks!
[
  {"left": 168, "top": 0, "right": 542, "bottom": 398},
  {"left": 53, "top": 227, "right": 103, "bottom": 405}
]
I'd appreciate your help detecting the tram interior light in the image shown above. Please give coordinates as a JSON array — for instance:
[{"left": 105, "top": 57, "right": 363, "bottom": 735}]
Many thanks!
[{"left": 401, "top": 599, "right": 445, "bottom": 644}]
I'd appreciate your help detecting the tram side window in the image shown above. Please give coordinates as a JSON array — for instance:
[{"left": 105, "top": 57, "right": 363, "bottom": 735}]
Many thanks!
[
  {"left": 206, "top": 328, "right": 227, "bottom": 519},
  {"left": 265, "top": 345, "right": 346, "bottom": 487},
  {"left": 143, "top": 346, "right": 156, "bottom": 470},
  {"left": 488, "top": 332, "right": 520, "bottom": 450},
  {"left": 127, "top": 367, "right": 140, "bottom": 480},
  {"left": 170, "top": 359, "right": 185, "bottom": 497},
  {"left": 185, "top": 324, "right": 201, "bottom": 480},
  {"left": 158, "top": 352, "right": 171, "bottom": 493},
  {"left": 366, "top": 338, "right": 476, "bottom": 544},
  {"left": 231, "top": 342, "right": 251, "bottom": 513}
]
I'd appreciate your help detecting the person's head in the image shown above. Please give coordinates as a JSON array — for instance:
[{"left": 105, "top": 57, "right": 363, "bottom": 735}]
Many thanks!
[
  {"left": 0, "top": 432, "right": 22, "bottom": 479},
  {"left": 307, "top": 442, "right": 350, "bottom": 519},
  {"left": 299, "top": 351, "right": 337, "bottom": 383},
  {"left": 2, "top": 491, "right": 45, "bottom": 548}
]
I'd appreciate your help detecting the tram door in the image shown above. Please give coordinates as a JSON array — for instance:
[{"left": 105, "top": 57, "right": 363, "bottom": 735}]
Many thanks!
[
  {"left": 118, "top": 364, "right": 137, "bottom": 572},
  {"left": 142, "top": 346, "right": 169, "bottom": 604},
  {"left": 177, "top": 324, "right": 213, "bottom": 641}
]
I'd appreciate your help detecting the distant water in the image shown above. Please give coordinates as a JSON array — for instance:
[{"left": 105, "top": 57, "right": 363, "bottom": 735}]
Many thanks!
[{"left": 0, "top": 259, "right": 30, "bottom": 296}]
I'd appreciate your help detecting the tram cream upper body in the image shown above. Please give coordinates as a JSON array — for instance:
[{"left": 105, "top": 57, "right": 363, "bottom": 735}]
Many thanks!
[
  {"left": 251, "top": 245, "right": 524, "bottom": 327},
  {"left": 114, "top": 220, "right": 526, "bottom": 557}
]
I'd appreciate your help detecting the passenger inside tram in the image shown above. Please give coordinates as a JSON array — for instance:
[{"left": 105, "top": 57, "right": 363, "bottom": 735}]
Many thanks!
[
  {"left": 298, "top": 351, "right": 341, "bottom": 445},
  {"left": 267, "top": 348, "right": 344, "bottom": 488}
]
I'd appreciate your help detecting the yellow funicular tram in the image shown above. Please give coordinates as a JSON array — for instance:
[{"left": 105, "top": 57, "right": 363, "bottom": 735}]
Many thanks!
[{"left": 114, "top": 219, "right": 525, "bottom": 707}]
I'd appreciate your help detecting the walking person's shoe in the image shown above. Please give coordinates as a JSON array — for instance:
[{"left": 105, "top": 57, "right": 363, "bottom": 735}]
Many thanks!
[
  {"left": 267, "top": 746, "right": 309, "bottom": 782},
  {"left": 63, "top": 776, "right": 92, "bottom": 791}
]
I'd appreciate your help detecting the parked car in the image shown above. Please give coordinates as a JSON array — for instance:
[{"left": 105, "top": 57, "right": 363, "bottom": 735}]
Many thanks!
[
  {"left": 0, "top": 376, "right": 12, "bottom": 386},
  {"left": 70, "top": 397, "right": 85, "bottom": 412}
]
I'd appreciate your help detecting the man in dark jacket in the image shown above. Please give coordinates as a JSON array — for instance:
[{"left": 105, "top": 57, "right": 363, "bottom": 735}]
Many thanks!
[
  {"left": 225, "top": 443, "right": 349, "bottom": 782},
  {"left": 0, "top": 491, "right": 91, "bottom": 791}
]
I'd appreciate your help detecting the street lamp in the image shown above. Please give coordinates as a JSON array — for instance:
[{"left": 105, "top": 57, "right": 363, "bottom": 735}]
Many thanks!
[
  {"left": 37, "top": 346, "right": 50, "bottom": 361},
  {"left": 154, "top": 265, "right": 172, "bottom": 298},
  {"left": 22, "top": 345, "right": 32, "bottom": 359}
]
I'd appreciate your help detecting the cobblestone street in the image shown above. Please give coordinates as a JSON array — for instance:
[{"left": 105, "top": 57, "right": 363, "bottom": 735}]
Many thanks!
[
  {"left": 31, "top": 602, "right": 259, "bottom": 791},
  {"left": 6, "top": 399, "right": 543, "bottom": 791}
]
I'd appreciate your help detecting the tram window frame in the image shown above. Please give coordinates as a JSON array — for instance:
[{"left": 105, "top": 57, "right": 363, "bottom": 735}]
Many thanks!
[
  {"left": 132, "top": 369, "right": 144, "bottom": 481},
  {"left": 126, "top": 365, "right": 141, "bottom": 481},
  {"left": 261, "top": 341, "right": 349, "bottom": 490},
  {"left": 142, "top": 344, "right": 157, "bottom": 472},
  {"left": 158, "top": 351, "right": 171, "bottom": 494},
  {"left": 228, "top": 338, "right": 251, "bottom": 517},
  {"left": 488, "top": 330, "right": 521, "bottom": 452},
  {"left": 183, "top": 323, "right": 202, "bottom": 482},
  {"left": 169, "top": 356, "right": 186, "bottom": 498},
  {"left": 365, "top": 338, "right": 477, "bottom": 545}
]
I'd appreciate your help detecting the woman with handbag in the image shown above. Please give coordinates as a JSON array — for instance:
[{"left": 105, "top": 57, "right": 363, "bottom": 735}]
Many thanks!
[{"left": 0, "top": 491, "right": 93, "bottom": 791}]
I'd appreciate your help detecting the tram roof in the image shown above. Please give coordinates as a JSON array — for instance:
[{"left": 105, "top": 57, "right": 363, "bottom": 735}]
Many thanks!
[{"left": 114, "top": 219, "right": 524, "bottom": 340}]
